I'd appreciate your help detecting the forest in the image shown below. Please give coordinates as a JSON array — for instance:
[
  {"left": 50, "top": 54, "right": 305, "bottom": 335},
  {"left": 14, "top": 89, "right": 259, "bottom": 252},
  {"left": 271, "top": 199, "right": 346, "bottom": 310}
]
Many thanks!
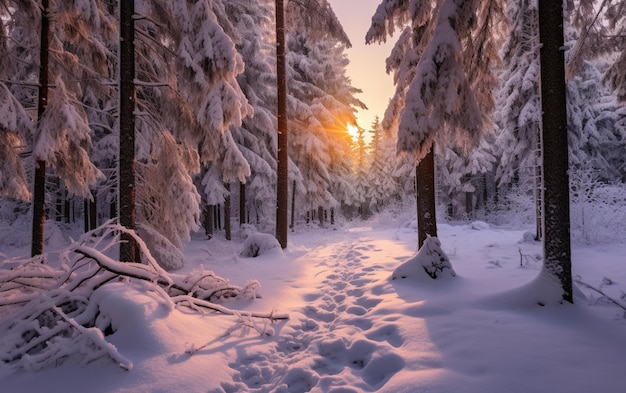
[{"left": 1, "top": 0, "right": 626, "bottom": 390}]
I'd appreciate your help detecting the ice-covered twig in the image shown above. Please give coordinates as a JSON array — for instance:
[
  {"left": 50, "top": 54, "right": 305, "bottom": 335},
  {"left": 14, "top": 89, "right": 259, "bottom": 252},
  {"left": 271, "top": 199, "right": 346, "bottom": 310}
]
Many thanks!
[
  {"left": 171, "top": 295, "right": 288, "bottom": 320},
  {"left": 574, "top": 278, "right": 626, "bottom": 318},
  {"left": 52, "top": 306, "right": 133, "bottom": 370}
]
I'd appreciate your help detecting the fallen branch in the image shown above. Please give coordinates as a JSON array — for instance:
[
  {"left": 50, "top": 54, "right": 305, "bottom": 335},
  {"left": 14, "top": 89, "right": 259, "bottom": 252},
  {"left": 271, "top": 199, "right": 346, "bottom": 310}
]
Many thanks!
[
  {"left": 171, "top": 295, "right": 288, "bottom": 320},
  {"left": 574, "top": 278, "right": 626, "bottom": 318}
]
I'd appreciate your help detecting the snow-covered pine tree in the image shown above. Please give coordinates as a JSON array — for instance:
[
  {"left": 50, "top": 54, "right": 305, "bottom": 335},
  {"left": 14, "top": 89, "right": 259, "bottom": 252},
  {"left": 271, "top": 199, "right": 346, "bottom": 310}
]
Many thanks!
[
  {"left": 494, "top": 0, "right": 541, "bottom": 186},
  {"left": 367, "top": 0, "right": 505, "bottom": 247},
  {"left": 567, "top": 58, "right": 626, "bottom": 182},
  {"left": 567, "top": 0, "right": 625, "bottom": 101},
  {"left": 0, "top": 1, "right": 107, "bottom": 256},
  {"left": 492, "top": 0, "right": 542, "bottom": 237},
  {"left": 34, "top": 77, "right": 104, "bottom": 197},
  {"left": 352, "top": 124, "right": 370, "bottom": 218},
  {"left": 114, "top": 0, "right": 253, "bottom": 254},
  {"left": 0, "top": 83, "right": 33, "bottom": 201},
  {"left": 284, "top": 0, "right": 363, "bottom": 227},
  {"left": 224, "top": 0, "right": 278, "bottom": 230},
  {"left": 368, "top": 117, "right": 399, "bottom": 211},
  {"left": 137, "top": 131, "right": 201, "bottom": 270}
]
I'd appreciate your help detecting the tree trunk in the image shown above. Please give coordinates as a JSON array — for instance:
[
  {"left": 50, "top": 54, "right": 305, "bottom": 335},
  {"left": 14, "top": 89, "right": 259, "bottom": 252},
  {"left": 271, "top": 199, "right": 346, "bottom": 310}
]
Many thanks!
[
  {"left": 84, "top": 198, "right": 89, "bottom": 233},
  {"left": 290, "top": 179, "right": 296, "bottom": 230},
  {"left": 538, "top": 0, "right": 573, "bottom": 303},
  {"left": 90, "top": 190, "right": 97, "bottom": 230},
  {"left": 64, "top": 190, "right": 70, "bottom": 223},
  {"left": 31, "top": 0, "right": 50, "bottom": 258},
  {"left": 216, "top": 205, "right": 221, "bottom": 230},
  {"left": 275, "top": 0, "right": 288, "bottom": 249},
  {"left": 204, "top": 205, "right": 214, "bottom": 239},
  {"left": 109, "top": 198, "right": 116, "bottom": 222},
  {"left": 55, "top": 178, "right": 62, "bottom": 222},
  {"left": 534, "top": 128, "right": 543, "bottom": 241},
  {"left": 464, "top": 175, "right": 473, "bottom": 219},
  {"left": 318, "top": 206, "right": 324, "bottom": 228},
  {"left": 239, "top": 182, "right": 246, "bottom": 226},
  {"left": 119, "top": 0, "right": 139, "bottom": 262},
  {"left": 224, "top": 184, "right": 231, "bottom": 241},
  {"left": 416, "top": 145, "right": 437, "bottom": 248},
  {"left": 84, "top": 190, "right": 97, "bottom": 232}
]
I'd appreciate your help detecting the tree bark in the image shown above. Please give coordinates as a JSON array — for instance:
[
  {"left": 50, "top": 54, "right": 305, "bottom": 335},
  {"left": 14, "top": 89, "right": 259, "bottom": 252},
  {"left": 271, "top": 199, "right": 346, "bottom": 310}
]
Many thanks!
[
  {"left": 318, "top": 206, "right": 324, "bottom": 228},
  {"left": 275, "top": 0, "right": 288, "bottom": 249},
  {"left": 538, "top": 0, "right": 573, "bottom": 303},
  {"left": 416, "top": 145, "right": 437, "bottom": 248},
  {"left": 64, "top": 190, "right": 70, "bottom": 223},
  {"left": 290, "top": 179, "right": 296, "bottom": 230},
  {"left": 204, "top": 205, "right": 214, "bottom": 239},
  {"left": 534, "top": 128, "right": 543, "bottom": 241},
  {"left": 31, "top": 0, "right": 50, "bottom": 257},
  {"left": 239, "top": 182, "right": 246, "bottom": 226},
  {"left": 89, "top": 191, "right": 97, "bottom": 230},
  {"left": 119, "top": 0, "right": 138, "bottom": 262},
  {"left": 224, "top": 184, "right": 231, "bottom": 241}
]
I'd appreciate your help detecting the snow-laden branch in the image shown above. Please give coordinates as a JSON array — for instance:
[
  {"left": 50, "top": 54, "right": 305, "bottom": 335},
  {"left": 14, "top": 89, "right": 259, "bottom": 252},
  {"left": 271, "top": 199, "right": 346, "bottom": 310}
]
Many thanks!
[{"left": 0, "top": 224, "right": 287, "bottom": 371}]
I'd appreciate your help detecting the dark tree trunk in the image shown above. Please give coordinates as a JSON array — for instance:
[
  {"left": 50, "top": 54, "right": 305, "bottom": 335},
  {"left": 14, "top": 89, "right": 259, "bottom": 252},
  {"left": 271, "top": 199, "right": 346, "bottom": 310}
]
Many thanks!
[
  {"left": 416, "top": 145, "right": 438, "bottom": 248},
  {"left": 464, "top": 175, "right": 473, "bottom": 219},
  {"left": 239, "top": 182, "right": 246, "bottom": 226},
  {"left": 84, "top": 198, "right": 89, "bottom": 233},
  {"left": 275, "top": 0, "right": 288, "bottom": 249},
  {"left": 216, "top": 205, "right": 222, "bottom": 230},
  {"left": 84, "top": 190, "right": 97, "bottom": 232},
  {"left": 31, "top": 0, "right": 50, "bottom": 257},
  {"left": 534, "top": 128, "right": 543, "bottom": 241},
  {"left": 55, "top": 178, "right": 62, "bottom": 221},
  {"left": 64, "top": 191, "right": 70, "bottom": 223},
  {"left": 224, "top": 184, "right": 231, "bottom": 241},
  {"left": 290, "top": 180, "right": 296, "bottom": 230},
  {"left": 90, "top": 191, "right": 97, "bottom": 230},
  {"left": 119, "top": 0, "right": 139, "bottom": 262},
  {"left": 318, "top": 206, "right": 324, "bottom": 227},
  {"left": 204, "top": 205, "right": 214, "bottom": 239},
  {"left": 109, "top": 198, "right": 116, "bottom": 222},
  {"left": 538, "top": 0, "right": 573, "bottom": 303}
]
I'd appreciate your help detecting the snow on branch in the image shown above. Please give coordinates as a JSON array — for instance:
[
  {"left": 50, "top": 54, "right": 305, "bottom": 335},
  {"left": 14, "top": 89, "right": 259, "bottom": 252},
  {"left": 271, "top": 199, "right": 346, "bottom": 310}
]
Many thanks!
[{"left": 0, "top": 223, "right": 287, "bottom": 371}]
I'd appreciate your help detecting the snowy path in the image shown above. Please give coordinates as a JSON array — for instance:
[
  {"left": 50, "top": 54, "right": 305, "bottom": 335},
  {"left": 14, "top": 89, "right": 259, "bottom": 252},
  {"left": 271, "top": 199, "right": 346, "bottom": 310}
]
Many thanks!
[{"left": 221, "top": 229, "right": 408, "bottom": 392}]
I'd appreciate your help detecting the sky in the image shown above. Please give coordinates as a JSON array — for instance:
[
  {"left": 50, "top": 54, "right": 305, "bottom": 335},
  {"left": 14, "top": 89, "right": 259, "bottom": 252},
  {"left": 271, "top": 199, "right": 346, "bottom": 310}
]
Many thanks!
[{"left": 327, "top": 0, "right": 396, "bottom": 132}]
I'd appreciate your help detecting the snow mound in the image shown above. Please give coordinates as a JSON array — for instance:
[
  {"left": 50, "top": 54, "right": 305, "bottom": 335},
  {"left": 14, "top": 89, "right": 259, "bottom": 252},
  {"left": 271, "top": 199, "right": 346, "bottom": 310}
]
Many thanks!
[
  {"left": 480, "top": 271, "right": 570, "bottom": 308},
  {"left": 392, "top": 236, "right": 456, "bottom": 280},
  {"left": 240, "top": 233, "right": 282, "bottom": 258},
  {"left": 236, "top": 223, "right": 258, "bottom": 240},
  {"left": 520, "top": 230, "right": 538, "bottom": 243},
  {"left": 469, "top": 220, "right": 490, "bottom": 230}
]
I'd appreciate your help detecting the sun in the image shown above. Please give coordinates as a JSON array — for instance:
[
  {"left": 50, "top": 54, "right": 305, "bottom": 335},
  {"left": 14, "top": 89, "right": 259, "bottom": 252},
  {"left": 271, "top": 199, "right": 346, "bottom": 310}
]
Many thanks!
[{"left": 346, "top": 123, "right": 360, "bottom": 140}]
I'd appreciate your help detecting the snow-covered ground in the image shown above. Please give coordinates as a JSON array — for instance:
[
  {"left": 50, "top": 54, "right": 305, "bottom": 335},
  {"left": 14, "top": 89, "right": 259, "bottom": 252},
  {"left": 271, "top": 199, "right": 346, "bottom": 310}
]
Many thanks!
[{"left": 1, "top": 212, "right": 626, "bottom": 392}]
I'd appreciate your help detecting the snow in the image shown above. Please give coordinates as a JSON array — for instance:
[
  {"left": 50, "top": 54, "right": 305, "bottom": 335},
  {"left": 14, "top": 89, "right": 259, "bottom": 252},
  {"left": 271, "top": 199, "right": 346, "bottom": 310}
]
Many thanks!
[{"left": 2, "top": 211, "right": 626, "bottom": 392}]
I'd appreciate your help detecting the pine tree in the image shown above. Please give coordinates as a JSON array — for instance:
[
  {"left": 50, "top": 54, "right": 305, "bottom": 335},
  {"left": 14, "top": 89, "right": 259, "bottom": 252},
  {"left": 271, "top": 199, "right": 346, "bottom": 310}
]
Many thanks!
[
  {"left": 367, "top": 0, "right": 505, "bottom": 247},
  {"left": 0, "top": 84, "right": 33, "bottom": 201},
  {"left": 538, "top": 0, "right": 573, "bottom": 304},
  {"left": 567, "top": 0, "right": 625, "bottom": 101},
  {"left": 284, "top": 0, "right": 363, "bottom": 228},
  {"left": 368, "top": 117, "right": 399, "bottom": 211},
  {"left": 119, "top": 0, "right": 137, "bottom": 262},
  {"left": 226, "top": 0, "right": 278, "bottom": 229},
  {"left": 352, "top": 124, "right": 370, "bottom": 218}
]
